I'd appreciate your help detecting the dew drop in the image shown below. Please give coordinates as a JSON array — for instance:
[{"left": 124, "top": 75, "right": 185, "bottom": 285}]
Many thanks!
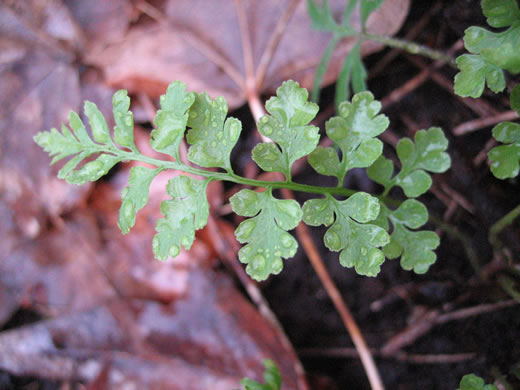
[
  {"left": 368, "top": 249, "right": 382, "bottom": 266},
  {"left": 375, "top": 230, "right": 390, "bottom": 245},
  {"left": 189, "top": 111, "right": 198, "bottom": 118},
  {"left": 152, "top": 236, "right": 160, "bottom": 256},
  {"left": 169, "top": 244, "right": 180, "bottom": 257},
  {"left": 471, "top": 29, "right": 484, "bottom": 40},
  {"left": 125, "top": 116, "right": 133, "bottom": 127},
  {"left": 339, "top": 105, "right": 349, "bottom": 117},
  {"left": 280, "top": 233, "right": 293, "bottom": 248},
  {"left": 216, "top": 131, "right": 223, "bottom": 140},
  {"left": 263, "top": 126, "right": 273, "bottom": 135},
  {"left": 123, "top": 202, "right": 134, "bottom": 219},
  {"left": 229, "top": 123, "right": 239, "bottom": 140},
  {"left": 304, "top": 128, "right": 316, "bottom": 141},
  {"left": 277, "top": 201, "right": 299, "bottom": 220},
  {"left": 324, "top": 231, "right": 341, "bottom": 251},
  {"left": 211, "top": 141, "right": 217, "bottom": 147},
  {"left": 160, "top": 96, "right": 165, "bottom": 104},
  {"left": 260, "top": 116, "right": 269, "bottom": 124},
  {"left": 181, "top": 236, "right": 191, "bottom": 248},
  {"left": 252, "top": 254, "right": 266, "bottom": 270},
  {"left": 240, "top": 245, "right": 252, "bottom": 257},
  {"left": 360, "top": 247, "right": 368, "bottom": 256},
  {"left": 236, "top": 219, "right": 256, "bottom": 240},
  {"left": 271, "top": 258, "right": 283, "bottom": 274},
  {"left": 211, "top": 121, "right": 217, "bottom": 127}
]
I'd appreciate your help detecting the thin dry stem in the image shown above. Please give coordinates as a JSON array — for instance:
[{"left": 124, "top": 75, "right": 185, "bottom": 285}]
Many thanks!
[
  {"left": 234, "top": 0, "right": 255, "bottom": 88},
  {"left": 299, "top": 347, "right": 476, "bottom": 364},
  {"left": 453, "top": 110, "right": 519, "bottom": 136},
  {"left": 255, "top": 0, "right": 301, "bottom": 88},
  {"left": 381, "top": 300, "right": 518, "bottom": 354},
  {"left": 369, "top": 2, "right": 442, "bottom": 77}
]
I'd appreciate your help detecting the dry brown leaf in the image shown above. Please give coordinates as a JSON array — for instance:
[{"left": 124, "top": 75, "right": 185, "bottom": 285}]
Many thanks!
[
  {"left": 0, "top": 47, "right": 89, "bottom": 235},
  {"left": 89, "top": 0, "right": 409, "bottom": 108},
  {"left": 0, "top": 268, "right": 302, "bottom": 388}
]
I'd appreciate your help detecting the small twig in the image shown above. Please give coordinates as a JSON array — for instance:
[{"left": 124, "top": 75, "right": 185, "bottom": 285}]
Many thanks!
[
  {"left": 381, "top": 70, "right": 430, "bottom": 110},
  {"left": 489, "top": 204, "right": 520, "bottom": 250},
  {"left": 497, "top": 275, "right": 520, "bottom": 303},
  {"left": 255, "top": 0, "right": 301, "bottom": 89},
  {"left": 439, "top": 184, "right": 475, "bottom": 215},
  {"left": 299, "top": 347, "right": 476, "bottom": 364},
  {"left": 453, "top": 111, "right": 519, "bottom": 136},
  {"left": 473, "top": 138, "right": 497, "bottom": 166},
  {"left": 429, "top": 214, "right": 482, "bottom": 276},
  {"left": 380, "top": 40, "right": 462, "bottom": 111},
  {"left": 381, "top": 310, "right": 440, "bottom": 356},
  {"left": 380, "top": 300, "right": 518, "bottom": 354},
  {"left": 370, "top": 2, "right": 442, "bottom": 77},
  {"left": 436, "top": 299, "right": 518, "bottom": 324}
]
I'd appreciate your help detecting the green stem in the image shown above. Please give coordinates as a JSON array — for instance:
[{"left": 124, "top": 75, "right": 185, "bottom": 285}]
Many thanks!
[
  {"left": 360, "top": 33, "right": 457, "bottom": 68},
  {"left": 489, "top": 203, "right": 520, "bottom": 249},
  {"left": 117, "top": 148, "right": 358, "bottom": 197},
  {"left": 429, "top": 214, "right": 482, "bottom": 276},
  {"left": 497, "top": 275, "right": 520, "bottom": 303}
]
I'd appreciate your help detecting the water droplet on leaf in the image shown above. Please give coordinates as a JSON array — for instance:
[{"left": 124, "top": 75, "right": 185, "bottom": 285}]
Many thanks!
[
  {"left": 236, "top": 219, "right": 256, "bottom": 240},
  {"left": 271, "top": 258, "right": 283, "bottom": 274},
  {"left": 280, "top": 233, "right": 294, "bottom": 248},
  {"left": 181, "top": 236, "right": 191, "bottom": 248},
  {"left": 324, "top": 230, "right": 341, "bottom": 251},
  {"left": 252, "top": 254, "right": 266, "bottom": 270},
  {"left": 169, "top": 244, "right": 180, "bottom": 257},
  {"left": 304, "top": 127, "right": 316, "bottom": 141},
  {"left": 263, "top": 126, "right": 273, "bottom": 135}
]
